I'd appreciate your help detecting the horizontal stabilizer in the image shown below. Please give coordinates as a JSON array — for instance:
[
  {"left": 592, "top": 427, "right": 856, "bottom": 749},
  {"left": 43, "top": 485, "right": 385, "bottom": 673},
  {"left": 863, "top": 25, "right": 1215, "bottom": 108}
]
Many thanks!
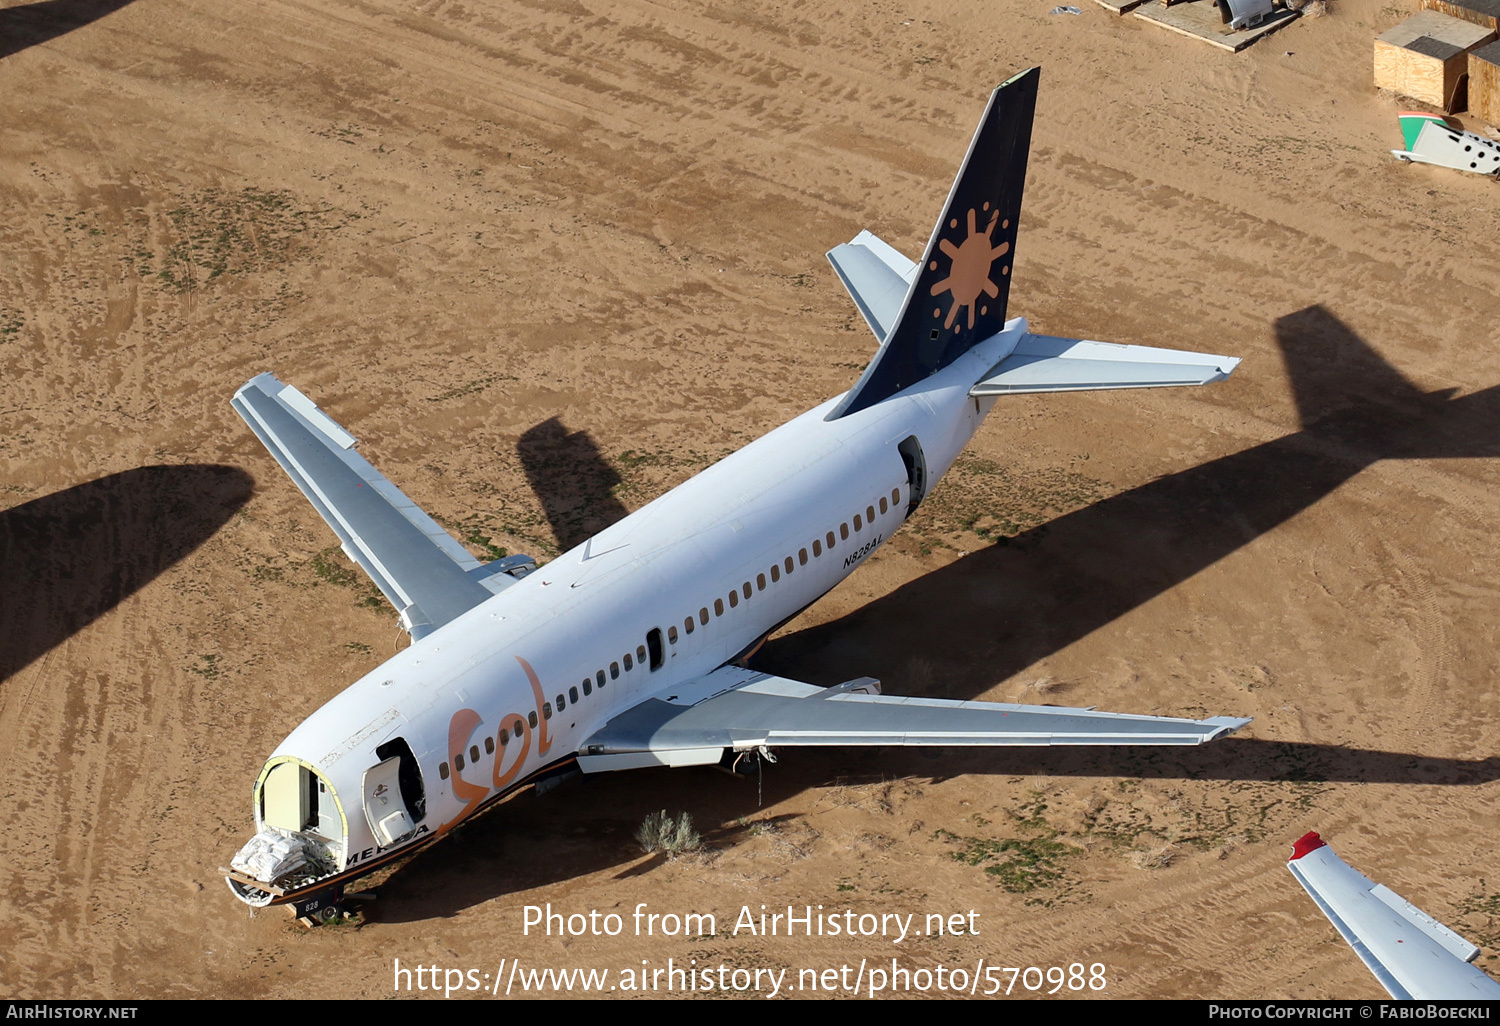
[
  {"left": 1287, "top": 832, "right": 1500, "bottom": 1000},
  {"left": 971, "top": 334, "right": 1239, "bottom": 396},
  {"left": 578, "top": 665, "right": 1248, "bottom": 772},
  {"left": 826, "top": 230, "right": 918, "bottom": 342},
  {"left": 232, "top": 373, "right": 518, "bottom": 638}
]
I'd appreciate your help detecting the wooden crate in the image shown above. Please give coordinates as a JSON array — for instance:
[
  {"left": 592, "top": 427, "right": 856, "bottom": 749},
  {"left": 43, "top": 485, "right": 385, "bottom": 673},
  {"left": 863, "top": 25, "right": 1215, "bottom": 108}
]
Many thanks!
[
  {"left": 1419, "top": 0, "right": 1500, "bottom": 34},
  {"left": 1471, "top": 40, "right": 1500, "bottom": 125},
  {"left": 1375, "top": 10, "right": 1497, "bottom": 112}
]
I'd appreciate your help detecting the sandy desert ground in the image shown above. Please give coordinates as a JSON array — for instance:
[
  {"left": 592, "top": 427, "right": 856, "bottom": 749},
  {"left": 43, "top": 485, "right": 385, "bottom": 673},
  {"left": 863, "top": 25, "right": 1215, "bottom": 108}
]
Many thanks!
[{"left": 4, "top": 0, "right": 1500, "bottom": 1001}]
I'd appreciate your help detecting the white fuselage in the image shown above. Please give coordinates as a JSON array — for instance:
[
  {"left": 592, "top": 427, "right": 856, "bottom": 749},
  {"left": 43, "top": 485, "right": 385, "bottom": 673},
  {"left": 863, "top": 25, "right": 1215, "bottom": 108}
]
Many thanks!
[{"left": 250, "top": 320, "right": 1025, "bottom": 884}]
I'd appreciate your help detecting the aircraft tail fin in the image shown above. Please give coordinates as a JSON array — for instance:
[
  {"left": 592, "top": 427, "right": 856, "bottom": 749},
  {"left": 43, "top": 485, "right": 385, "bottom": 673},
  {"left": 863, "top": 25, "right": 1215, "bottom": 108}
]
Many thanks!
[{"left": 829, "top": 67, "right": 1038, "bottom": 419}]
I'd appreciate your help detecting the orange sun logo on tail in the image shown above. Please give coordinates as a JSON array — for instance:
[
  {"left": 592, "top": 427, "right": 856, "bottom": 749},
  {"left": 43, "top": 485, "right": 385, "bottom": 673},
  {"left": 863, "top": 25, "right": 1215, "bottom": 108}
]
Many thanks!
[{"left": 929, "top": 203, "right": 1009, "bottom": 331}]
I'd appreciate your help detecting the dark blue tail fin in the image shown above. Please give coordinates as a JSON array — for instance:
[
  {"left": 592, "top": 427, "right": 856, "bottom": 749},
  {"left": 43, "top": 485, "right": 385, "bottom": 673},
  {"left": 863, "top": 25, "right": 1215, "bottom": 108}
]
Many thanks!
[{"left": 830, "top": 67, "right": 1038, "bottom": 419}]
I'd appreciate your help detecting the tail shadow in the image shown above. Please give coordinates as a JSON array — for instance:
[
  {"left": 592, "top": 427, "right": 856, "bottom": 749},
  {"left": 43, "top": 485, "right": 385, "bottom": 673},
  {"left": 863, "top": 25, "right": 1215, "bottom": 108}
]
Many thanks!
[
  {"left": 0, "top": 0, "right": 136, "bottom": 61},
  {"left": 517, "top": 418, "right": 629, "bottom": 551},
  {"left": 756, "top": 306, "right": 1500, "bottom": 698},
  {"left": 0, "top": 464, "right": 253, "bottom": 682}
]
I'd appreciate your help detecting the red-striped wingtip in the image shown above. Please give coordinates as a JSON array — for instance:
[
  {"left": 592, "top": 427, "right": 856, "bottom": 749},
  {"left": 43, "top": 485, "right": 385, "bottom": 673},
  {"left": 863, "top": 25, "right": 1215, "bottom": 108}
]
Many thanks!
[{"left": 1289, "top": 831, "right": 1327, "bottom": 861}]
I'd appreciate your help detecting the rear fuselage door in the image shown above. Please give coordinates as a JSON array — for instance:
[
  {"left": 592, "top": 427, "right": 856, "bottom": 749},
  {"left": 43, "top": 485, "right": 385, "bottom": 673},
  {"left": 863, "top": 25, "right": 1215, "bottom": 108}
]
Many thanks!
[{"left": 362, "top": 756, "right": 416, "bottom": 846}]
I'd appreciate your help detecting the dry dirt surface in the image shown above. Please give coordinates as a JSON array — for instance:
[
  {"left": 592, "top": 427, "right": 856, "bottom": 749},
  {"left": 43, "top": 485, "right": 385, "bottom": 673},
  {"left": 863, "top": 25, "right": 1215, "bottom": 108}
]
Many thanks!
[{"left": 4, "top": 0, "right": 1500, "bottom": 1002}]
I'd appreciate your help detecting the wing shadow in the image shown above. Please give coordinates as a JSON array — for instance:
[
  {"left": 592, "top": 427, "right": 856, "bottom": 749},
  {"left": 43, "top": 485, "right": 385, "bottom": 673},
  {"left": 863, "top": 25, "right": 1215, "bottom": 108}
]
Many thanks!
[
  {"left": 0, "top": 0, "right": 135, "bottom": 61},
  {"left": 755, "top": 306, "right": 1500, "bottom": 697},
  {"left": 0, "top": 464, "right": 252, "bottom": 682},
  {"left": 517, "top": 417, "right": 629, "bottom": 551},
  {"left": 369, "top": 737, "right": 1500, "bottom": 923}
]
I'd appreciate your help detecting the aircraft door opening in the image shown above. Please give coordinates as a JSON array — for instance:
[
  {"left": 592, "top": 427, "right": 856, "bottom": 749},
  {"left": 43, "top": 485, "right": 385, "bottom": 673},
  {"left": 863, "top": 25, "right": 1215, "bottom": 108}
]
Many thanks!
[
  {"left": 897, "top": 435, "right": 927, "bottom": 518},
  {"left": 363, "top": 756, "right": 417, "bottom": 846}
]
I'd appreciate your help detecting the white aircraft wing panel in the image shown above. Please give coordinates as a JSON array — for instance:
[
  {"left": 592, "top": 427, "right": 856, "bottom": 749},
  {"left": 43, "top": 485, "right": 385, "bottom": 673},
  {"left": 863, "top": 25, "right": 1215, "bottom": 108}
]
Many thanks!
[
  {"left": 232, "top": 373, "right": 498, "bottom": 638},
  {"left": 578, "top": 665, "right": 1248, "bottom": 772},
  {"left": 826, "top": 230, "right": 918, "bottom": 343},
  {"left": 1287, "top": 832, "right": 1500, "bottom": 1000},
  {"left": 971, "top": 334, "right": 1240, "bottom": 395}
]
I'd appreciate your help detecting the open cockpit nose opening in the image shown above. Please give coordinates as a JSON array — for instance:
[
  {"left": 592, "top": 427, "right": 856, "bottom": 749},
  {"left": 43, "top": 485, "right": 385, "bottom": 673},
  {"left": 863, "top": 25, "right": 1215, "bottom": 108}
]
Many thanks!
[{"left": 226, "top": 758, "right": 346, "bottom": 906}]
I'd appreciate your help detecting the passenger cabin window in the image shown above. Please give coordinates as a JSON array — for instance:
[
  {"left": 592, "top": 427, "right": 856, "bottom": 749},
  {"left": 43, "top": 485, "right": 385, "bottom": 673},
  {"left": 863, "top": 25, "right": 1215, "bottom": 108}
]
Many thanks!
[
  {"left": 880, "top": 497, "right": 888, "bottom": 514},
  {"left": 700, "top": 607, "right": 710, "bottom": 625},
  {"left": 647, "top": 628, "right": 664, "bottom": 670},
  {"left": 840, "top": 523, "right": 849, "bottom": 540},
  {"left": 812, "top": 540, "right": 821, "bottom": 557},
  {"left": 728, "top": 591, "right": 738, "bottom": 609},
  {"left": 787, "top": 555, "right": 796, "bottom": 572},
  {"left": 583, "top": 679, "right": 592, "bottom": 696},
  {"left": 853, "top": 514, "right": 862, "bottom": 531},
  {"left": 667, "top": 625, "right": 678, "bottom": 644},
  {"left": 637, "top": 644, "right": 647, "bottom": 662},
  {"left": 485, "top": 737, "right": 494, "bottom": 754},
  {"left": 867, "top": 505, "right": 876, "bottom": 522},
  {"left": 440, "top": 762, "right": 450, "bottom": 779},
  {"left": 757, "top": 573, "right": 766, "bottom": 590},
  {"left": 798, "top": 550, "right": 807, "bottom": 566},
  {"left": 597, "top": 670, "right": 606, "bottom": 687},
  {"left": 715, "top": 599, "right": 724, "bottom": 616},
  {"left": 770, "top": 565, "right": 779, "bottom": 583},
  {"left": 529, "top": 711, "right": 538, "bottom": 728},
  {"left": 624, "top": 652, "right": 633, "bottom": 671},
  {"left": 826, "top": 531, "right": 836, "bottom": 548},
  {"left": 570, "top": 686, "right": 579, "bottom": 703},
  {"left": 685, "top": 617, "right": 695, "bottom": 634},
  {"left": 469, "top": 745, "right": 480, "bottom": 763},
  {"left": 892, "top": 488, "right": 900, "bottom": 505},
  {"left": 556, "top": 693, "right": 566, "bottom": 711},
  {"left": 610, "top": 662, "right": 620, "bottom": 679},
  {"left": 543, "top": 702, "right": 552, "bottom": 719}
]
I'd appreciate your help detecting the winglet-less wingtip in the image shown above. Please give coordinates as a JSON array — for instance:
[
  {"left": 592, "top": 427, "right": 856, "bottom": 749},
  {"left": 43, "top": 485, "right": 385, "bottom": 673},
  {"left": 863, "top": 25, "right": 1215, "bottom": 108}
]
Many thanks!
[{"left": 1205, "top": 716, "right": 1252, "bottom": 741}]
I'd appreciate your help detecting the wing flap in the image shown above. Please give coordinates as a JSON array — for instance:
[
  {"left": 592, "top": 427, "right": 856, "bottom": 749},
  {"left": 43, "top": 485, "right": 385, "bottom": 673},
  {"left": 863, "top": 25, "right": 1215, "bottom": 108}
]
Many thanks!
[
  {"left": 232, "top": 373, "right": 498, "bottom": 637},
  {"left": 971, "top": 334, "right": 1239, "bottom": 395},
  {"left": 579, "top": 665, "right": 1248, "bottom": 772},
  {"left": 1287, "top": 832, "right": 1500, "bottom": 1000}
]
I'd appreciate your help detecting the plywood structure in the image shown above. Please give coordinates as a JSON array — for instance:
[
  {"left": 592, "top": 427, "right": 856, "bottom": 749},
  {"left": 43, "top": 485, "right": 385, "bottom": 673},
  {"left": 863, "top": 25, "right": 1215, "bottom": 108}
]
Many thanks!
[
  {"left": 1134, "top": 0, "right": 1298, "bottom": 52},
  {"left": 1374, "top": 10, "right": 1497, "bottom": 111},
  {"left": 1420, "top": 0, "right": 1500, "bottom": 33},
  {"left": 1470, "top": 40, "right": 1500, "bottom": 125}
]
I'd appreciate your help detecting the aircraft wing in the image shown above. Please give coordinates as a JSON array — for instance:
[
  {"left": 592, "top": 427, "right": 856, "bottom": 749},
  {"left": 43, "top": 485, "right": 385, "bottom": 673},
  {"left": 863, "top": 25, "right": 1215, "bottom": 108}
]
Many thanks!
[
  {"left": 1287, "top": 831, "right": 1500, "bottom": 1000},
  {"left": 232, "top": 373, "right": 531, "bottom": 639},
  {"left": 576, "top": 665, "right": 1248, "bottom": 772},
  {"left": 826, "top": 230, "right": 918, "bottom": 343}
]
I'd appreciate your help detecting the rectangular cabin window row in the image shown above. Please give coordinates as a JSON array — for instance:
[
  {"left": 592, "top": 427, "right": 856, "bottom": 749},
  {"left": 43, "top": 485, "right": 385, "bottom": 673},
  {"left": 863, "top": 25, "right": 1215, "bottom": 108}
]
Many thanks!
[
  {"left": 436, "top": 487, "right": 899, "bottom": 783},
  {"left": 666, "top": 487, "right": 901, "bottom": 642},
  {"left": 437, "top": 627, "right": 669, "bottom": 780}
]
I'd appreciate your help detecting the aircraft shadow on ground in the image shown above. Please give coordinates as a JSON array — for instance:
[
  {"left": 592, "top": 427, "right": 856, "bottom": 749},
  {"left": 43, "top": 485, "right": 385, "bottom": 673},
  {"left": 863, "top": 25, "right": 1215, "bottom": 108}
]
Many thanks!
[
  {"left": 754, "top": 305, "right": 1500, "bottom": 698},
  {"left": 517, "top": 417, "right": 629, "bottom": 552},
  {"left": 0, "top": 464, "right": 252, "bottom": 683},
  {"left": 379, "top": 305, "right": 1500, "bottom": 923},
  {"left": 0, "top": 0, "right": 136, "bottom": 61},
  {"left": 373, "top": 739, "right": 1500, "bottom": 923}
]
